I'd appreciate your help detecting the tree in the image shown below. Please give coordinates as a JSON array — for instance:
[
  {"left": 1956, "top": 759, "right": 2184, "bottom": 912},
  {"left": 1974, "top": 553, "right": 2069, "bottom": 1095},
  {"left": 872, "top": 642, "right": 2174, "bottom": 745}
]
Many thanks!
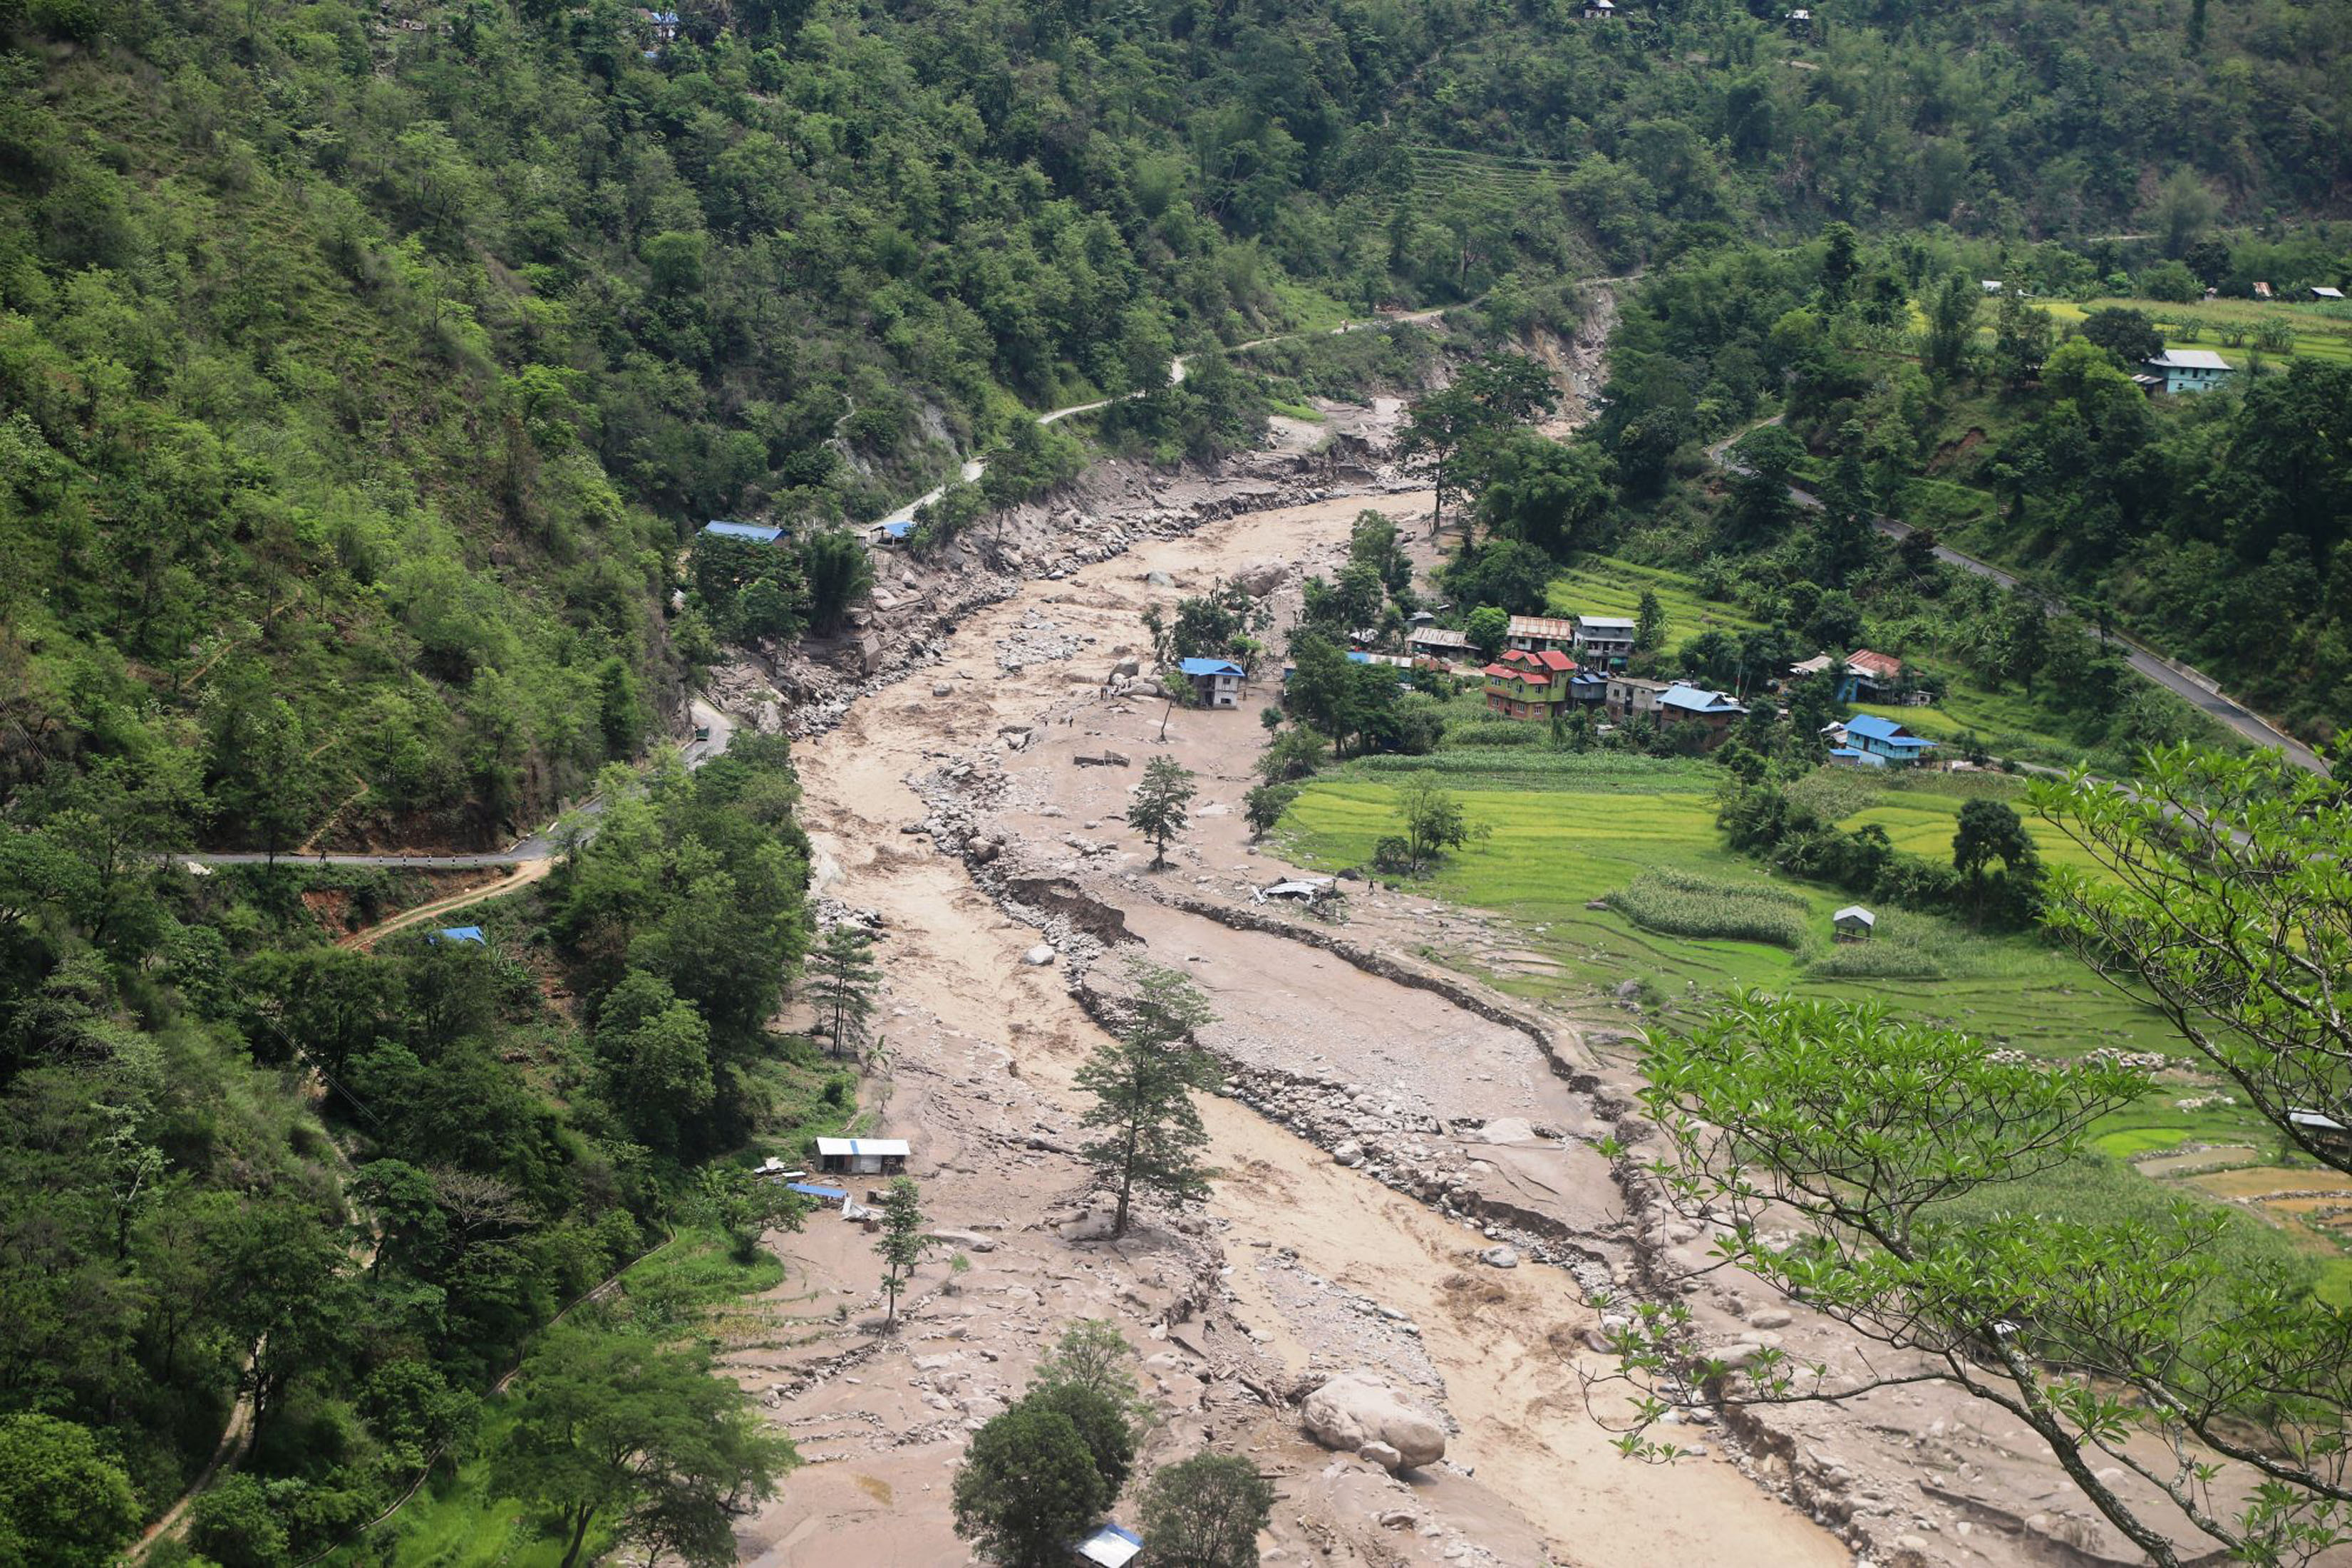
[
  {"left": 847, "top": 1170, "right": 924, "bottom": 1329},
  {"left": 1075, "top": 962, "right": 1219, "bottom": 1237},
  {"left": 1398, "top": 354, "right": 1557, "bottom": 542},
  {"left": 186, "top": 1473, "right": 289, "bottom": 1568},
  {"left": 1393, "top": 775, "right": 1485, "bottom": 873},
  {"left": 1634, "top": 589, "right": 1667, "bottom": 654},
  {"left": 2078, "top": 307, "right": 2164, "bottom": 368},
  {"left": 800, "top": 529, "right": 874, "bottom": 634},
  {"left": 1023, "top": 1381, "right": 1136, "bottom": 1495},
  {"left": 1990, "top": 292, "right": 2053, "bottom": 390},
  {"left": 0, "top": 1415, "right": 139, "bottom": 1568},
  {"left": 2150, "top": 167, "right": 2222, "bottom": 257},
  {"left": 1125, "top": 755, "right": 1196, "bottom": 870},
  {"left": 951, "top": 1403, "right": 1113, "bottom": 1568},
  {"left": 490, "top": 1323, "right": 790, "bottom": 1568},
  {"left": 1921, "top": 273, "right": 1979, "bottom": 382},
  {"left": 1609, "top": 753, "right": 2352, "bottom": 1565},
  {"left": 1477, "top": 432, "right": 1614, "bottom": 557},
  {"left": 1031, "top": 1319, "right": 1140, "bottom": 1410},
  {"left": 1464, "top": 605, "right": 1510, "bottom": 660},
  {"left": 803, "top": 922, "right": 880, "bottom": 1059},
  {"left": 1138, "top": 1453, "right": 1277, "bottom": 1568},
  {"left": 594, "top": 968, "right": 715, "bottom": 1155},
  {"left": 1242, "top": 780, "right": 1299, "bottom": 840},
  {"left": 1951, "top": 796, "right": 2040, "bottom": 928}
]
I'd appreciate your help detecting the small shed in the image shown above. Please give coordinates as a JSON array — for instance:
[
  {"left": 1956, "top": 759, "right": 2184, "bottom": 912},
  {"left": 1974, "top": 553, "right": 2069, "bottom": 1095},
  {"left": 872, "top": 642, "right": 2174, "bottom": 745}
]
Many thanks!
[
  {"left": 2252, "top": 281, "right": 2274, "bottom": 299},
  {"left": 1980, "top": 279, "right": 2003, "bottom": 295},
  {"left": 2312, "top": 287, "right": 2346, "bottom": 301},
  {"left": 1073, "top": 1523, "right": 1145, "bottom": 1568},
  {"left": 1832, "top": 905, "right": 1876, "bottom": 942},
  {"left": 815, "top": 1138, "right": 909, "bottom": 1177},
  {"left": 2289, "top": 1109, "right": 2352, "bottom": 1157},
  {"left": 429, "top": 926, "right": 488, "bottom": 946}
]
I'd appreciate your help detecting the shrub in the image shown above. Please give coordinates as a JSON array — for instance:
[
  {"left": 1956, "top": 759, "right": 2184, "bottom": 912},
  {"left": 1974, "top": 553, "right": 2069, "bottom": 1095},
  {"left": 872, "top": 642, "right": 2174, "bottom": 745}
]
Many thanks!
[{"left": 1607, "top": 869, "right": 1810, "bottom": 949}]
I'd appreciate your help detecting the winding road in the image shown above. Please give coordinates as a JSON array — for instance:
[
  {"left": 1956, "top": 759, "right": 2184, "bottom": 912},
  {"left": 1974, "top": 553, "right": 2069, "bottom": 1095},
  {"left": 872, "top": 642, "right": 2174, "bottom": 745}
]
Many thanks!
[{"left": 1708, "top": 418, "right": 2327, "bottom": 775}]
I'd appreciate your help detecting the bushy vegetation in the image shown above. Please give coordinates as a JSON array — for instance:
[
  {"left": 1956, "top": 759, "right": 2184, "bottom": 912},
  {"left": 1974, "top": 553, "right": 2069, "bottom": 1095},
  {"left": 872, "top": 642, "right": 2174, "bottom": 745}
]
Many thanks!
[{"left": 1608, "top": 867, "right": 1810, "bottom": 949}]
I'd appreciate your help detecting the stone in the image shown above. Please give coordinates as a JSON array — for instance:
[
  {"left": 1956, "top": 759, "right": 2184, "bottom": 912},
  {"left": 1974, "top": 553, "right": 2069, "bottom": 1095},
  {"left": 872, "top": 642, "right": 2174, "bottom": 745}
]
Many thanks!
[
  {"left": 1300, "top": 1371, "right": 1445, "bottom": 1470},
  {"left": 1331, "top": 1141, "right": 1364, "bottom": 1167},
  {"left": 1477, "top": 1117, "right": 1536, "bottom": 1145},
  {"left": 1374, "top": 1504, "right": 1417, "bottom": 1528},
  {"left": 1144, "top": 570, "right": 1174, "bottom": 587},
  {"left": 1748, "top": 1308, "right": 1793, "bottom": 1329},
  {"left": 1023, "top": 944, "right": 1057, "bottom": 966},
  {"left": 927, "top": 1228, "right": 998, "bottom": 1254},
  {"left": 1479, "top": 1245, "right": 1519, "bottom": 1269},
  {"left": 1703, "top": 1341, "right": 1768, "bottom": 1370},
  {"left": 932, "top": 683, "right": 953, "bottom": 696}
]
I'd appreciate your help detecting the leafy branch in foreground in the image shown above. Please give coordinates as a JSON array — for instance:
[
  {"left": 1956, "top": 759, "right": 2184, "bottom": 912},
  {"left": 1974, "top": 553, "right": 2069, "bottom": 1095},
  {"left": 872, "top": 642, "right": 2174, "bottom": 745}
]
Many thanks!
[{"left": 1609, "top": 982, "right": 2352, "bottom": 1561}]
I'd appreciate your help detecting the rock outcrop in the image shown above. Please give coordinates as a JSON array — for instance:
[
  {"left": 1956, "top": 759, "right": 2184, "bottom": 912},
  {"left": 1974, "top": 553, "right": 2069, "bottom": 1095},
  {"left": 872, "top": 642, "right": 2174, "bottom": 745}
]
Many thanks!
[{"left": 1301, "top": 1371, "right": 1447, "bottom": 1472}]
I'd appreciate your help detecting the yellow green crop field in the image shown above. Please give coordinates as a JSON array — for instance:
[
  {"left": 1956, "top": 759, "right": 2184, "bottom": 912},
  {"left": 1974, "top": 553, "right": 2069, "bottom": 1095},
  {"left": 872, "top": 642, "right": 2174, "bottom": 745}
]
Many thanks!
[
  {"left": 1545, "top": 555, "right": 1765, "bottom": 634},
  {"left": 2036, "top": 296, "right": 2352, "bottom": 367}
]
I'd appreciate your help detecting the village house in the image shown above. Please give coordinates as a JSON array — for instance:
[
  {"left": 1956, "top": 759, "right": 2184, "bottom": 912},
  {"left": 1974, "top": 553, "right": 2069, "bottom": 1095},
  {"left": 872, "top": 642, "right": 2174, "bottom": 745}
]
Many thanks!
[
  {"left": 2143, "top": 348, "right": 2234, "bottom": 395},
  {"left": 1580, "top": 0, "right": 1614, "bottom": 16},
  {"left": 701, "top": 520, "right": 785, "bottom": 545},
  {"left": 1604, "top": 674, "right": 1672, "bottom": 722},
  {"left": 1833, "top": 905, "right": 1876, "bottom": 942},
  {"left": 1785, "top": 6, "right": 1812, "bottom": 35},
  {"left": 1572, "top": 614, "right": 1637, "bottom": 669},
  {"left": 1482, "top": 648, "right": 1578, "bottom": 720},
  {"left": 1657, "top": 683, "right": 1746, "bottom": 748},
  {"left": 815, "top": 1138, "right": 909, "bottom": 1177},
  {"left": 1505, "top": 614, "right": 1579, "bottom": 654},
  {"left": 1407, "top": 625, "right": 1470, "bottom": 662},
  {"left": 1177, "top": 656, "right": 1246, "bottom": 708},
  {"left": 1793, "top": 648, "right": 1908, "bottom": 703},
  {"left": 1833, "top": 712, "right": 1936, "bottom": 765}
]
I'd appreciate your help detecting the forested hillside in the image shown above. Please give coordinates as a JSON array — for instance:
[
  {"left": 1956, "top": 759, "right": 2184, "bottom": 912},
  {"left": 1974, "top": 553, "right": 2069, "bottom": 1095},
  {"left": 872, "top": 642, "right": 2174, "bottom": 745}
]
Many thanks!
[{"left": 5, "top": 0, "right": 2348, "bottom": 847}]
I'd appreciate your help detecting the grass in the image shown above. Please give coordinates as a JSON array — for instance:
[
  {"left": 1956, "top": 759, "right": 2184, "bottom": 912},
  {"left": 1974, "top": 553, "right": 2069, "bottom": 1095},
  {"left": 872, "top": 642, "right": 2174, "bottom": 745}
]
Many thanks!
[
  {"left": 1611, "top": 867, "right": 1810, "bottom": 949},
  {"left": 2037, "top": 296, "right": 2352, "bottom": 367},
  {"left": 1546, "top": 555, "right": 1765, "bottom": 635},
  {"left": 1276, "top": 757, "right": 2183, "bottom": 1062}
]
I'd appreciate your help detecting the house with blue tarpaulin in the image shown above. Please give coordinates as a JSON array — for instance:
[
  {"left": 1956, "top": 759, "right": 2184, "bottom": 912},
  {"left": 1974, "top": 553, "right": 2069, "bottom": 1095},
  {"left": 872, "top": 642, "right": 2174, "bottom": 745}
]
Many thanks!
[{"left": 1074, "top": 1522, "right": 1145, "bottom": 1567}]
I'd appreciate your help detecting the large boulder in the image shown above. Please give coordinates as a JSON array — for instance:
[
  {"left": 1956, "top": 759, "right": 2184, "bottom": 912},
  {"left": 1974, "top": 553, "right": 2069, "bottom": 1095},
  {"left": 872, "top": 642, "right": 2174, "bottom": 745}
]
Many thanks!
[{"left": 1301, "top": 1371, "right": 1445, "bottom": 1471}]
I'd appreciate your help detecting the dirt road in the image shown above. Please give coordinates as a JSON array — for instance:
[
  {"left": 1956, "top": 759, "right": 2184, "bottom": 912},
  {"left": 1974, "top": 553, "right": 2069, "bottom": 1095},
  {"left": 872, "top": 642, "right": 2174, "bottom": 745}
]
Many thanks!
[{"left": 748, "top": 485, "right": 1855, "bottom": 1566}]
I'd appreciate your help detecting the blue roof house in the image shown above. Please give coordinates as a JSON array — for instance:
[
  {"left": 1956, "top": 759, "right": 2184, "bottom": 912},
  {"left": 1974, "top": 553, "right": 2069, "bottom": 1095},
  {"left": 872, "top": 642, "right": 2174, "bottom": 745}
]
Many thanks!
[
  {"left": 1842, "top": 713, "right": 1936, "bottom": 765},
  {"left": 701, "top": 520, "right": 785, "bottom": 545},
  {"left": 1177, "top": 657, "right": 1247, "bottom": 709}
]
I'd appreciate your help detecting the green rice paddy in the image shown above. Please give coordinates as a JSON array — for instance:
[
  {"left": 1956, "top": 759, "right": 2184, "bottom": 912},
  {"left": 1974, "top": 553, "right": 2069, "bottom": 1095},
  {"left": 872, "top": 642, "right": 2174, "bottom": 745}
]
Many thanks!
[{"left": 2038, "top": 296, "right": 2352, "bottom": 368}]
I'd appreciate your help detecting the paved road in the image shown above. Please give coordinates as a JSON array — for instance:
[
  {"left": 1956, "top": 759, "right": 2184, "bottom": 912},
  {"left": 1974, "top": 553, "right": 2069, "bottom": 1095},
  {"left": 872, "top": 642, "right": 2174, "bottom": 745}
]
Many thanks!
[
  {"left": 179, "top": 697, "right": 737, "bottom": 869},
  {"left": 1707, "top": 419, "right": 2327, "bottom": 775}
]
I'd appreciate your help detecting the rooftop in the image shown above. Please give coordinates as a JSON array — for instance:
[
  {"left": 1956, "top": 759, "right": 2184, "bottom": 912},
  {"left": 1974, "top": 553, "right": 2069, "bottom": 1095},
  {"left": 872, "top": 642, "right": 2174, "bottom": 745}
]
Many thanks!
[
  {"left": 1659, "top": 683, "right": 1743, "bottom": 715},
  {"left": 1846, "top": 713, "right": 1934, "bottom": 747},
  {"left": 1177, "top": 657, "right": 1246, "bottom": 677},
  {"left": 1076, "top": 1523, "right": 1145, "bottom": 1568},
  {"left": 814, "top": 1138, "right": 911, "bottom": 1157},
  {"left": 702, "top": 520, "right": 785, "bottom": 544},
  {"left": 430, "top": 925, "right": 487, "bottom": 945},
  {"left": 2148, "top": 349, "right": 2232, "bottom": 371},
  {"left": 1834, "top": 905, "right": 1877, "bottom": 927},
  {"left": 1507, "top": 614, "right": 1578, "bottom": 639},
  {"left": 1576, "top": 615, "right": 1637, "bottom": 633}
]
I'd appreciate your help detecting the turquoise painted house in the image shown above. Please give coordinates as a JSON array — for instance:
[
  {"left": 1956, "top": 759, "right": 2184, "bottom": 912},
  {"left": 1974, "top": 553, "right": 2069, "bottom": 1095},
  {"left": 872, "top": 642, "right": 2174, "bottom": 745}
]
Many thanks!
[{"left": 2142, "top": 349, "right": 2234, "bottom": 395}]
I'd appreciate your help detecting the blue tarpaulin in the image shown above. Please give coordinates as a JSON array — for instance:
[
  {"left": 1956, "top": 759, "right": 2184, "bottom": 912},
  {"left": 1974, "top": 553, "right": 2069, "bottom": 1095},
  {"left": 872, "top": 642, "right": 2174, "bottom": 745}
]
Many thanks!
[
  {"left": 430, "top": 926, "right": 487, "bottom": 945},
  {"left": 786, "top": 1182, "right": 848, "bottom": 1201}
]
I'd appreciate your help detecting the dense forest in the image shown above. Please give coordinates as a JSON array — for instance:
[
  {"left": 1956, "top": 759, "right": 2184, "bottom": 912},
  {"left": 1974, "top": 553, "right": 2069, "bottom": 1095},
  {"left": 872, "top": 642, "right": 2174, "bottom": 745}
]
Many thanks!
[{"left": 1574, "top": 224, "right": 2352, "bottom": 739}]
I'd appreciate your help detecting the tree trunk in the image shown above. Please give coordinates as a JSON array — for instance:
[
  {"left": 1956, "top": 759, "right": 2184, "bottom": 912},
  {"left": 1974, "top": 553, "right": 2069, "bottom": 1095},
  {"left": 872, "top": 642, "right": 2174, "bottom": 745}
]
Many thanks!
[
  {"left": 1114, "top": 1119, "right": 1140, "bottom": 1237},
  {"left": 558, "top": 1505, "right": 597, "bottom": 1568}
]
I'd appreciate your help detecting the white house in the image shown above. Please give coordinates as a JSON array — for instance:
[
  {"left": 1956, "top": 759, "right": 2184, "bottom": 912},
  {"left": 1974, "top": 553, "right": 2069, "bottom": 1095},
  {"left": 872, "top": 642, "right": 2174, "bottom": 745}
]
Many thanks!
[
  {"left": 1177, "top": 657, "right": 1246, "bottom": 708},
  {"left": 1572, "top": 615, "right": 1637, "bottom": 667}
]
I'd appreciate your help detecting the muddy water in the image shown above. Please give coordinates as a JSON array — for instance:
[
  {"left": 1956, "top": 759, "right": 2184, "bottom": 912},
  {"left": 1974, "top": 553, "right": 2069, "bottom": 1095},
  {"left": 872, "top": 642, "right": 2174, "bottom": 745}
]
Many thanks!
[{"left": 788, "top": 490, "right": 1848, "bottom": 1564}]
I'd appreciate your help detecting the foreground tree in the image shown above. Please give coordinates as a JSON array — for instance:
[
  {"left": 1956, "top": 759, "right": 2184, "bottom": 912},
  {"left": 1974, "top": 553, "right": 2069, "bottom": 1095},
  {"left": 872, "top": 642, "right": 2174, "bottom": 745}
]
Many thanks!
[
  {"left": 804, "top": 921, "right": 880, "bottom": 1059},
  {"left": 1603, "top": 748, "right": 2352, "bottom": 1566},
  {"left": 1126, "top": 755, "right": 1197, "bottom": 870},
  {"left": 799, "top": 528, "right": 875, "bottom": 634},
  {"left": 491, "top": 1322, "right": 790, "bottom": 1568},
  {"left": 0, "top": 1414, "right": 140, "bottom": 1568},
  {"left": 1138, "top": 1452, "right": 1277, "bottom": 1568},
  {"left": 951, "top": 1402, "right": 1114, "bottom": 1568},
  {"left": 1076, "top": 963, "right": 1219, "bottom": 1237},
  {"left": 874, "top": 1175, "right": 929, "bottom": 1329},
  {"left": 1951, "top": 795, "right": 2041, "bottom": 929}
]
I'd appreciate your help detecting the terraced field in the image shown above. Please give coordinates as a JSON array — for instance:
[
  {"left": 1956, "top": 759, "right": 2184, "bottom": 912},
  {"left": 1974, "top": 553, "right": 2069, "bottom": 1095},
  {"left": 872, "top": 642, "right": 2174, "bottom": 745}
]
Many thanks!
[
  {"left": 1279, "top": 755, "right": 2352, "bottom": 1299},
  {"left": 2038, "top": 295, "right": 2352, "bottom": 367}
]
